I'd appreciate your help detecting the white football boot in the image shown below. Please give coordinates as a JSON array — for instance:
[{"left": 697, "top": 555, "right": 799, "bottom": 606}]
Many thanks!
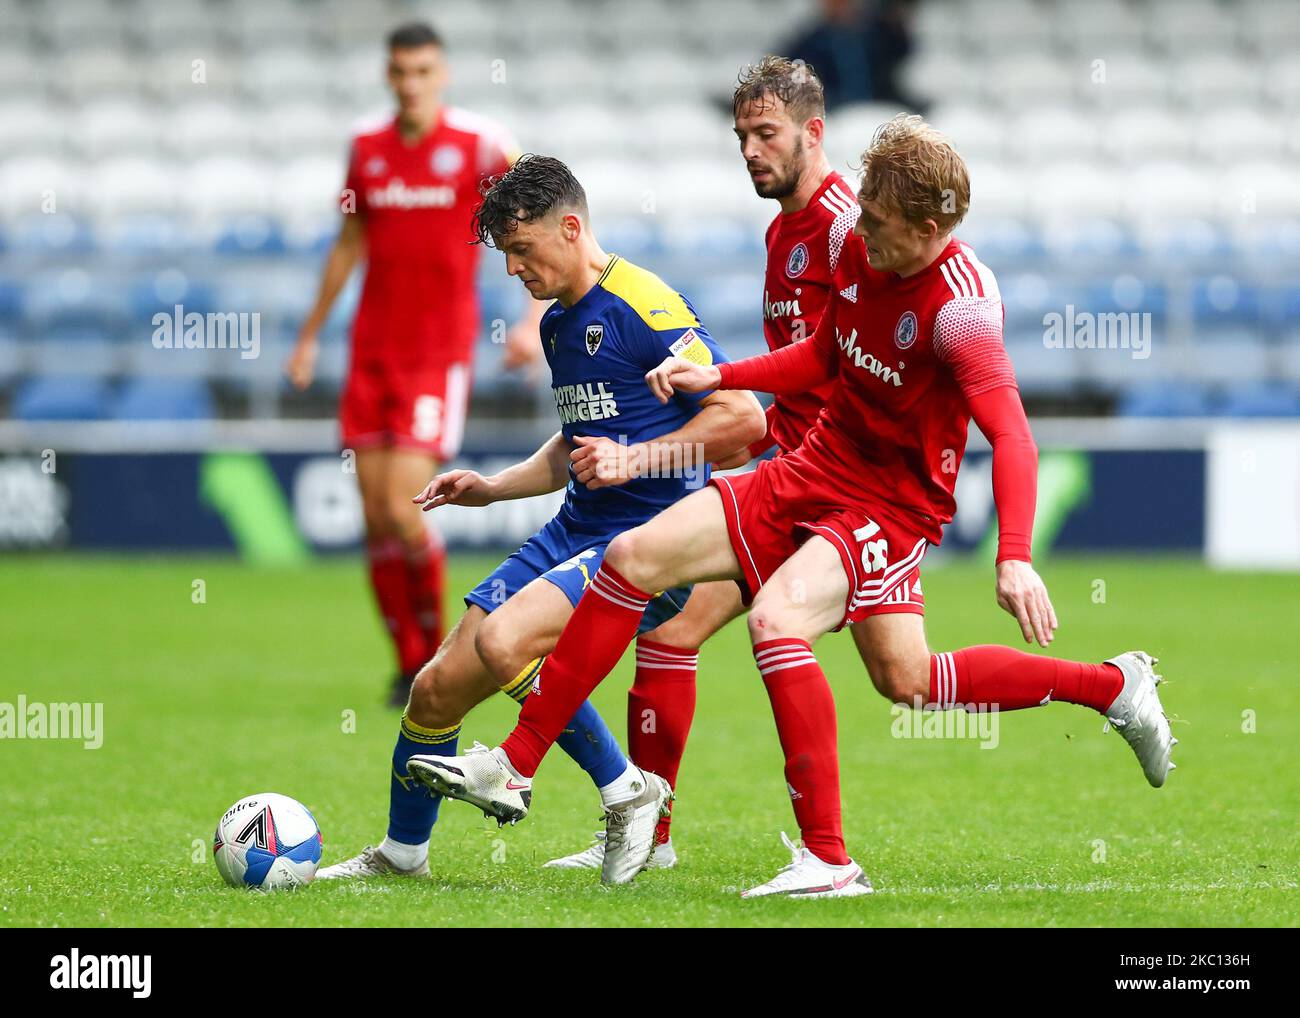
[
  {"left": 741, "top": 833, "right": 874, "bottom": 900},
  {"left": 545, "top": 831, "right": 679, "bottom": 871},
  {"left": 1103, "top": 650, "right": 1177, "bottom": 787},
  {"left": 600, "top": 770, "right": 673, "bottom": 885},
  {"left": 316, "top": 845, "right": 429, "bottom": 880},
  {"left": 406, "top": 742, "right": 532, "bottom": 826}
]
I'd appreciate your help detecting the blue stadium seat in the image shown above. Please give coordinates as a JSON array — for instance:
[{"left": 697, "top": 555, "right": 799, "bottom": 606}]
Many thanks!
[
  {"left": 1116, "top": 383, "right": 1214, "bottom": 417},
  {"left": 1219, "top": 382, "right": 1300, "bottom": 418},
  {"left": 1141, "top": 220, "right": 1229, "bottom": 264},
  {"left": 1043, "top": 219, "right": 1138, "bottom": 263},
  {"left": 0, "top": 280, "right": 22, "bottom": 324},
  {"left": 963, "top": 218, "right": 1045, "bottom": 264},
  {"left": 128, "top": 275, "right": 218, "bottom": 323},
  {"left": 1191, "top": 277, "right": 1262, "bottom": 325},
  {"left": 6, "top": 214, "right": 97, "bottom": 256},
  {"left": 98, "top": 214, "right": 187, "bottom": 256},
  {"left": 13, "top": 376, "right": 114, "bottom": 420},
  {"left": 213, "top": 216, "right": 286, "bottom": 256},
  {"left": 111, "top": 377, "right": 215, "bottom": 420},
  {"left": 23, "top": 274, "right": 131, "bottom": 338},
  {"left": 600, "top": 217, "right": 663, "bottom": 260}
]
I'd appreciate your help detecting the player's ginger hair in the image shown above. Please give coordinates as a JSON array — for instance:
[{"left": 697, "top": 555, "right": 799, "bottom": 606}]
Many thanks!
[{"left": 859, "top": 113, "right": 970, "bottom": 234}]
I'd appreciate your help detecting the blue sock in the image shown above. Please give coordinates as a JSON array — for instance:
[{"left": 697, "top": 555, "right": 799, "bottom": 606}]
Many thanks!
[
  {"left": 387, "top": 713, "right": 460, "bottom": 845},
  {"left": 502, "top": 657, "right": 628, "bottom": 789}
]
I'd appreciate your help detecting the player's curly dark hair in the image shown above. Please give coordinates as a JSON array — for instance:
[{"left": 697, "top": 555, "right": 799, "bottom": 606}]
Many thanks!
[
  {"left": 733, "top": 55, "right": 826, "bottom": 124},
  {"left": 472, "top": 154, "right": 589, "bottom": 248}
]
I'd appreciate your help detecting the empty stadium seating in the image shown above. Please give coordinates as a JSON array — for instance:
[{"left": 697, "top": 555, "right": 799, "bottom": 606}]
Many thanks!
[{"left": 1, "top": 0, "right": 1297, "bottom": 420}]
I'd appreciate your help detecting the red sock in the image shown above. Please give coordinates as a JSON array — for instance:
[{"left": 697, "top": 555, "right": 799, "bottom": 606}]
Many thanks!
[
  {"left": 930, "top": 646, "right": 1124, "bottom": 713},
  {"left": 502, "top": 564, "right": 649, "bottom": 777},
  {"left": 405, "top": 529, "right": 446, "bottom": 660},
  {"left": 367, "top": 537, "right": 425, "bottom": 675},
  {"left": 628, "top": 639, "right": 698, "bottom": 843},
  {"left": 753, "top": 638, "right": 848, "bottom": 866}
]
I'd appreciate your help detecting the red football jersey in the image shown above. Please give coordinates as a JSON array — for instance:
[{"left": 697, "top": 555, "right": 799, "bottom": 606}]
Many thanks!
[
  {"left": 344, "top": 107, "right": 517, "bottom": 368},
  {"left": 722, "top": 235, "right": 1013, "bottom": 544},
  {"left": 759, "top": 170, "right": 859, "bottom": 453}
]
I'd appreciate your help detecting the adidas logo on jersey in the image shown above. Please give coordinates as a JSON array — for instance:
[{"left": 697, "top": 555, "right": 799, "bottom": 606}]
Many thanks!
[{"left": 839, "top": 284, "right": 858, "bottom": 303}]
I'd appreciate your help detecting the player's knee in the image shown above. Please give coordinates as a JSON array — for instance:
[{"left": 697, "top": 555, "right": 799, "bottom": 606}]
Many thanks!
[
  {"left": 407, "top": 660, "right": 459, "bottom": 728},
  {"left": 869, "top": 653, "right": 930, "bottom": 706},
  {"left": 746, "top": 601, "right": 796, "bottom": 643},
  {"left": 473, "top": 614, "right": 521, "bottom": 685},
  {"left": 604, "top": 529, "right": 658, "bottom": 591},
  {"left": 360, "top": 493, "right": 392, "bottom": 536},
  {"left": 385, "top": 490, "right": 423, "bottom": 535}
]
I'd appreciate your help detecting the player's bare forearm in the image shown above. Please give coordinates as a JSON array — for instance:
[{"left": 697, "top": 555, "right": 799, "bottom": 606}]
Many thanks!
[
  {"left": 489, "top": 431, "right": 573, "bottom": 500},
  {"left": 572, "top": 391, "right": 764, "bottom": 489},
  {"left": 301, "top": 215, "right": 365, "bottom": 335},
  {"left": 642, "top": 389, "right": 766, "bottom": 470}
]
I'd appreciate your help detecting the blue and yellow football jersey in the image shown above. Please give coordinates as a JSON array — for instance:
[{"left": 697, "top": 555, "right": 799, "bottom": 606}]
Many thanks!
[{"left": 541, "top": 254, "right": 729, "bottom": 529}]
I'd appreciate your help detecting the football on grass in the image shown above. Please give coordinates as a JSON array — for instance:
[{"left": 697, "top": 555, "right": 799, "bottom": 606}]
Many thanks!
[{"left": 213, "top": 792, "right": 322, "bottom": 890}]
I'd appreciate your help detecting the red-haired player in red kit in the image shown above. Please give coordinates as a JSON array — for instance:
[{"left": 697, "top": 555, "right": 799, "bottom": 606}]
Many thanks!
[
  {"left": 286, "top": 23, "right": 542, "bottom": 705},
  {"left": 416, "top": 112, "right": 1177, "bottom": 897}
]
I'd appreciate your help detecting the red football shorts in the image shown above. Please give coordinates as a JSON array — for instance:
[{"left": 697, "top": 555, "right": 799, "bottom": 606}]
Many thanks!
[
  {"left": 710, "top": 457, "right": 928, "bottom": 629},
  {"left": 340, "top": 360, "right": 471, "bottom": 460}
]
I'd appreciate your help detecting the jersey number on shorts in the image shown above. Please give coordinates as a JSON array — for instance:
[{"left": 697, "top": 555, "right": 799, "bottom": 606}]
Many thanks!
[
  {"left": 853, "top": 520, "right": 890, "bottom": 574},
  {"left": 413, "top": 394, "right": 443, "bottom": 443}
]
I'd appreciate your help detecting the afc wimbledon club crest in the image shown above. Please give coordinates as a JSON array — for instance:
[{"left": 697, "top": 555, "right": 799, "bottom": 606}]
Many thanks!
[
  {"left": 785, "top": 242, "right": 809, "bottom": 278},
  {"left": 585, "top": 324, "right": 604, "bottom": 355},
  {"left": 894, "top": 310, "right": 918, "bottom": 350},
  {"left": 430, "top": 144, "right": 464, "bottom": 177}
]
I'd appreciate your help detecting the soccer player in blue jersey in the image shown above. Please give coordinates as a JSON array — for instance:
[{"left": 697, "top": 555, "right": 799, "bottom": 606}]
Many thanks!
[{"left": 318, "top": 154, "right": 765, "bottom": 885}]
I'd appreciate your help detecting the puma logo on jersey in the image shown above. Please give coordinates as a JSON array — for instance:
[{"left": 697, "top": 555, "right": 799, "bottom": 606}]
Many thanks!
[
  {"left": 839, "top": 284, "right": 858, "bottom": 303},
  {"left": 763, "top": 289, "right": 803, "bottom": 320},
  {"left": 837, "top": 327, "right": 903, "bottom": 387}
]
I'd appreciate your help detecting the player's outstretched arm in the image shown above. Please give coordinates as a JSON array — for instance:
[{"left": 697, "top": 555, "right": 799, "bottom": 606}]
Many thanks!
[
  {"left": 572, "top": 389, "right": 765, "bottom": 489},
  {"left": 413, "top": 431, "right": 572, "bottom": 510},
  {"left": 935, "top": 295, "right": 1057, "bottom": 647},
  {"left": 645, "top": 355, "right": 722, "bottom": 402},
  {"left": 286, "top": 213, "right": 364, "bottom": 390},
  {"left": 648, "top": 313, "right": 838, "bottom": 404}
]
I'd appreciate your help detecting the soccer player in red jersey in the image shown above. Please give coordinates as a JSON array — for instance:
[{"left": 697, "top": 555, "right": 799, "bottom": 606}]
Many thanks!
[
  {"left": 547, "top": 56, "right": 860, "bottom": 871},
  {"left": 417, "top": 114, "right": 1176, "bottom": 897},
  {"left": 286, "top": 23, "right": 542, "bottom": 705}
]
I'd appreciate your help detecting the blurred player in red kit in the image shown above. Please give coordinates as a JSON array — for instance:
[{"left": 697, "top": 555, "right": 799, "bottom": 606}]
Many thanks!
[
  {"left": 418, "top": 113, "right": 1177, "bottom": 897},
  {"left": 286, "top": 22, "right": 542, "bottom": 705}
]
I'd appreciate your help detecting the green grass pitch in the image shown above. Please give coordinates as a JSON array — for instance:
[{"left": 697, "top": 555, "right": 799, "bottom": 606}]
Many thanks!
[{"left": 1, "top": 553, "right": 1296, "bottom": 927}]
